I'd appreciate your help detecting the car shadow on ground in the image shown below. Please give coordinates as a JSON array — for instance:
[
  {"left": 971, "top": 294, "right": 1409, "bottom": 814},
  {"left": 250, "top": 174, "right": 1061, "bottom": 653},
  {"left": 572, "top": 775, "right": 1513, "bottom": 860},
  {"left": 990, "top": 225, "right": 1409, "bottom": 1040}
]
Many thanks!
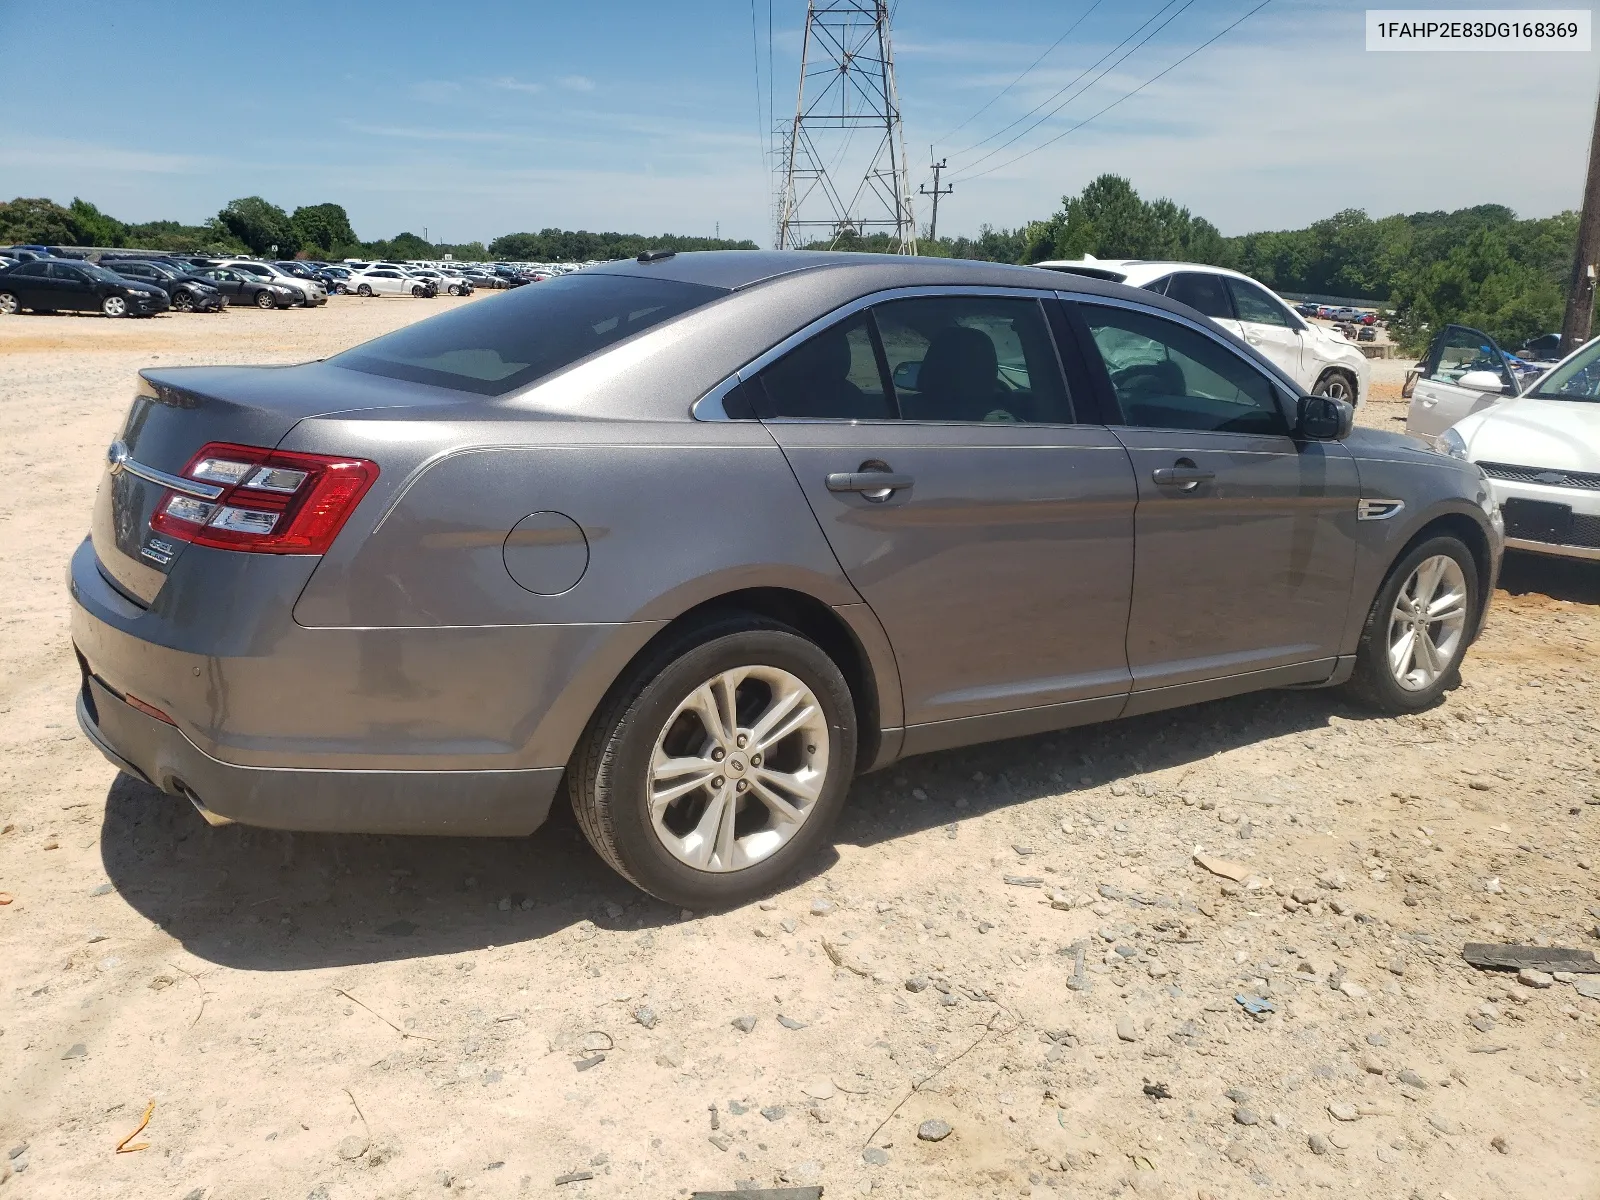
[
  {"left": 99, "top": 686, "right": 1367, "bottom": 973},
  {"left": 1497, "top": 549, "right": 1600, "bottom": 605}
]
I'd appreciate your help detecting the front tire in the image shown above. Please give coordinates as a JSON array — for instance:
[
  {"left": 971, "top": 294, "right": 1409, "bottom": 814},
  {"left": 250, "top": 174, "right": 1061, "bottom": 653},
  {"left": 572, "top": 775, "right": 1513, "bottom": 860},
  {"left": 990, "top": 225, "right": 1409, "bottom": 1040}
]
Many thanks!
[
  {"left": 172, "top": 291, "right": 195, "bottom": 312},
  {"left": 1344, "top": 534, "right": 1478, "bottom": 713},
  {"left": 569, "top": 616, "right": 858, "bottom": 908},
  {"left": 101, "top": 295, "right": 128, "bottom": 318},
  {"left": 1314, "top": 369, "right": 1357, "bottom": 405},
  {"left": 253, "top": 289, "right": 276, "bottom": 310}
]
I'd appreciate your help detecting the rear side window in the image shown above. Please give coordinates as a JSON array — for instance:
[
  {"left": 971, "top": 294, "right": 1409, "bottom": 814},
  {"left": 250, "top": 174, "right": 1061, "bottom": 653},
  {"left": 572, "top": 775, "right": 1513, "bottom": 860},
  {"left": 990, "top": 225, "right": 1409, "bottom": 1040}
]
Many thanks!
[
  {"left": 873, "top": 295, "right": 1071, "bottom": 424},
  {"left": 752, "top": 313, "right": 894, "bottom": 420},
  {"left": 1165, "top": 272, "right": 1233, "bottom": 321},
  {"left": 336, "top": 272, "right": 726, "bottom": 396}
]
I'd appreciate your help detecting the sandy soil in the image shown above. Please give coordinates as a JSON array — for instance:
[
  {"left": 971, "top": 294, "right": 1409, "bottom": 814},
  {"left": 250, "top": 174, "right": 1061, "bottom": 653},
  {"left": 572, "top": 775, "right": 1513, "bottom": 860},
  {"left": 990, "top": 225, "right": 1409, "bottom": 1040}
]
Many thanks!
[{"left": 2, "top": 300, "right": 1598, "bottom": 1200}]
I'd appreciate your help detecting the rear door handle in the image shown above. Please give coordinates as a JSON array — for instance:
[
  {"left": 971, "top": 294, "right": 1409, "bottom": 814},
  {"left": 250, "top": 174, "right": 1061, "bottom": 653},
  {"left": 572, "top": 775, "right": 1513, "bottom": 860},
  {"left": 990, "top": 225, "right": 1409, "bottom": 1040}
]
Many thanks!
[
  {"left": 826, "top": 471, "right": 914, "bottom": 494},
  {"left": 1151, "top": 466, "right": 1215, "bottom": 489}
]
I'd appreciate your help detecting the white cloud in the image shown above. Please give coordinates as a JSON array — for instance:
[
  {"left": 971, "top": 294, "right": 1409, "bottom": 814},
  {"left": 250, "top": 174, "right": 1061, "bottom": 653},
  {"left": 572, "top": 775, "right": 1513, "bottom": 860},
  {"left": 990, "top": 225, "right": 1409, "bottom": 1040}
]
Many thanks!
[
  {"left": 490, "top": 76, "right": 544, "bottom": 95},
  {"left": 558, "top": 74, "right": 597, "bottom": 93}
]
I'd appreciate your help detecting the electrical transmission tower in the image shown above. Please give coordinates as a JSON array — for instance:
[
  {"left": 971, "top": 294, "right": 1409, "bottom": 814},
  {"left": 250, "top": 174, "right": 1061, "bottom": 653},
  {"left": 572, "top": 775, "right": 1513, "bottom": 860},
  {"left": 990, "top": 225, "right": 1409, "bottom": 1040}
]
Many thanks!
[{"left": 776, "top": 1, "right": 917, "bottom": 254}]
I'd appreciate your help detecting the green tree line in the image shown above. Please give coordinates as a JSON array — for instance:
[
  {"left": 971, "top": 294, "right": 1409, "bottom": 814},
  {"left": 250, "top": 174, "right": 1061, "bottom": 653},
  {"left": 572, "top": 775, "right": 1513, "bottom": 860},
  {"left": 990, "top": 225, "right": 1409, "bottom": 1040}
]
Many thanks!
[
  {"left": 0, "top": 195, "right": 755, "bottom": 267},
  {"left": 810, "top": 175, "right": 1581, "bottom": 354}
]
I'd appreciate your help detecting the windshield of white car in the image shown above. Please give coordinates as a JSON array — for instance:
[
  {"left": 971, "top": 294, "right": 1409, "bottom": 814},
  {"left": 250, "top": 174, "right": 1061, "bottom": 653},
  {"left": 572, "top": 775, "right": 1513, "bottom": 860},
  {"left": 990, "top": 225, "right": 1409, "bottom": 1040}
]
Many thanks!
[
  {"left": 1528, "top": 341, "right": 1600, "bottom": 402},
  {"left": 335, "top": 272, "right": 726, "bottom": 396}
]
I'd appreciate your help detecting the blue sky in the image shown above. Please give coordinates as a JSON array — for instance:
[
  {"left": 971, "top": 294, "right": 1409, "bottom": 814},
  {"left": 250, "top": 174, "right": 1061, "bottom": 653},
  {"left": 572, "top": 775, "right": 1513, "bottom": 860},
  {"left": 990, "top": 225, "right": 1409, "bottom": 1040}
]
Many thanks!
[{"left": 1, "top": 0, "right": 1595, "bottom": 245}]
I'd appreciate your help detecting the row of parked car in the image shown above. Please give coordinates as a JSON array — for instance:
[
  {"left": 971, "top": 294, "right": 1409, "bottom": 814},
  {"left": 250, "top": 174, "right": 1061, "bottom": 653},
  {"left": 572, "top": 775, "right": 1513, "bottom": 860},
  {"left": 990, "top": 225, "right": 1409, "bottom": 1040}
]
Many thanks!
[{"left": 0, "top": 246, "right": 582, "bottom": 317}]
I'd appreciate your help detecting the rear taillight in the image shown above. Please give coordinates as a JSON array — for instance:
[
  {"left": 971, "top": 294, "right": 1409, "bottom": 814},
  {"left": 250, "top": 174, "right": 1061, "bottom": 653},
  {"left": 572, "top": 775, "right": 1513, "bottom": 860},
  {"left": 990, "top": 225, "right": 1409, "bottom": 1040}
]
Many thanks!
[{"left": 150, "top": 442, "right": 378, "bottom": 554}]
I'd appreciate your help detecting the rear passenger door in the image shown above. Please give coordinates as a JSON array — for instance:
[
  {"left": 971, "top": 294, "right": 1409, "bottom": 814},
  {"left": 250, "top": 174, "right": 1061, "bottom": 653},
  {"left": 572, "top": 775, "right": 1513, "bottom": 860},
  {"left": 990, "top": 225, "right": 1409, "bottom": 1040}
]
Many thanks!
[
  {"left": 1067, "top": 297, "right": 1359, "bottom": 703},
  {"left": 747, "top": 289, "right": 1138, "bottom": 752}
]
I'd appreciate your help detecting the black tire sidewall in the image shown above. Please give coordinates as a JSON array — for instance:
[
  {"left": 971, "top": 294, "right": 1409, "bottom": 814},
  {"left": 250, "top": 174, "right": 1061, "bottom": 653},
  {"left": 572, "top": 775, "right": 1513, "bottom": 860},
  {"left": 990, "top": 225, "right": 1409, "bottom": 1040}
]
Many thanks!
[
  {"left": 1315, "top": 370, "right": 1354, "bottom": 402},
  {"left": 1354, "top": 534, "right": 1479, "bottom": 712},
  {"left": 591, "top": 626, "right": 857, "bottom": 908}
]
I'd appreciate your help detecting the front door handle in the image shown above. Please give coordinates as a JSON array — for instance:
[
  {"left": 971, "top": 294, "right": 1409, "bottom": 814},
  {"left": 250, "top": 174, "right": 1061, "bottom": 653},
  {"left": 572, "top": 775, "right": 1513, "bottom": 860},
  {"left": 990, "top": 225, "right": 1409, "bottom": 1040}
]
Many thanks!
[
  {"left": 1151, "top": 464, "right": 1215, "bottom": 490},
  {"left": 826, "top": 471, "right": 914, "bottom": 495}
]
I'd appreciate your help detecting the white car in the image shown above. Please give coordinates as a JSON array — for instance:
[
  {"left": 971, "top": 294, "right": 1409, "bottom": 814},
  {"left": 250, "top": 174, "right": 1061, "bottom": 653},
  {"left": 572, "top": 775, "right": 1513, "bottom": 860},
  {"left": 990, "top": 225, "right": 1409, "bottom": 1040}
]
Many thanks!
[
  {"left": 408, "top": 267, "right": 474, "bottom": 296},
  {"left": 1036, "top": 258, "right": 1370, "bottom": 406},
  {"left": 350, "top": 266, "right": 435, "bottom": 298},
  {"left": 218, "top": 260, "right": 327, "bottom": 307},
  {"left": 1416, "top": 327, "right": 1599, "bottom": 562}
]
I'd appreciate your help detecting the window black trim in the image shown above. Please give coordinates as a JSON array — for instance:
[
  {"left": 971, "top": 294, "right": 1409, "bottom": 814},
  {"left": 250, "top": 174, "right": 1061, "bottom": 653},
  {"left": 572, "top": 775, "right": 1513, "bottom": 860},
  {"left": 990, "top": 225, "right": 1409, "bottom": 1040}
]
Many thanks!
[{"left": 864, "top": 310, "right": 903, "bottom": 419}]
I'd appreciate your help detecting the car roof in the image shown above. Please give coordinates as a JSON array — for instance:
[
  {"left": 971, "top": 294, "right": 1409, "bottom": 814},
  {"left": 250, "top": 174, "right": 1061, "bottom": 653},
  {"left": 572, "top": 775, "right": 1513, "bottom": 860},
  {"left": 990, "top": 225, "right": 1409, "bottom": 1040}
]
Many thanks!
[
  {"left": 579, "top": 249, "right": 1143, "bottom": 294},
  {"left": 1033, "top": 258, "right": 1265, "bottom": 287}
]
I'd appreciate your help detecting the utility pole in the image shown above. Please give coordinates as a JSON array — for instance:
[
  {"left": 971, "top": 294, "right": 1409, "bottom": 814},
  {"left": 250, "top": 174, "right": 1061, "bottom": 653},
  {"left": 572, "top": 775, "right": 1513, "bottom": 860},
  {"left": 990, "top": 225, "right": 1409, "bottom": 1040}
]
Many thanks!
[
  {"left": 919, "top": 156, "right": 952, "bottom": 243},
  {"left": 1560, "top": 79, "right": 1600, "bottom": 352},
  {"left": 776, "top": 0, "right": 917, "bottom": 253}
]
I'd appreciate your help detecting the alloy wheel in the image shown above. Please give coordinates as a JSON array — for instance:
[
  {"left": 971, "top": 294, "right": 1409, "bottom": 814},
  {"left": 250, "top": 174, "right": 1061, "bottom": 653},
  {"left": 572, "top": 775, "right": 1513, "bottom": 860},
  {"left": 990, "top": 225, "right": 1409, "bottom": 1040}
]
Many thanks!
[
  {"left": 1318, "top": 374, "right": 1352, "bottom": 402},
  {"left": 647, "top": 665, "right": 829, "bottom": 873},
  {"left": 102, "top": 295, "right": 127, "bottom": 317},
  {"left": 1387, "top": 554, "right": 1468, "bottom": 691},
  {"left": 0, "top": 292, "right": 18, "bottom": 316}
]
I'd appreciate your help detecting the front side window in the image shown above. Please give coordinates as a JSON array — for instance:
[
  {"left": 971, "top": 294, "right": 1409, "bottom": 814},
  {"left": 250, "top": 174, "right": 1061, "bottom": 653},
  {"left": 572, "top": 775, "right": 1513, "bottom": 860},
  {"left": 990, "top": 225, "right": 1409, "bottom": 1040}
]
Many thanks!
[
  {"left": 752, "top": 313, "right": 893, "bottom": 420},
  {"left": 872, "top": 295, "right": 1071, "bottom": 423},
  {"left": 1165, "top": 272, "right": 1234, "bottom": 321},
  {"left": 1225, "top": 278, "right": 1294, "bottom": 328},
  {"left": 1426, "top": 326, "right": 1512, "bottom": 389},
  {"left": 49, "top": 263, "right": 89, "bottom": 282},
  {"left": 1080, "top": 304, "right": 1287, "bottom": 435},
  {"left": 337, "top": 271, "right": 726, "bottom": 396}
]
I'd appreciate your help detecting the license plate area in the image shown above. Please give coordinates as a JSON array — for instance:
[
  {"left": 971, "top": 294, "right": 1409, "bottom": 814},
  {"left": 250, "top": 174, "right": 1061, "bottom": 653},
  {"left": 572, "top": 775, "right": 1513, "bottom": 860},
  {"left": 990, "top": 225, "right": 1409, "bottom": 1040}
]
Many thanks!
[{"left": 1502, "top": 497, "right": 1573, "bottom": 543}]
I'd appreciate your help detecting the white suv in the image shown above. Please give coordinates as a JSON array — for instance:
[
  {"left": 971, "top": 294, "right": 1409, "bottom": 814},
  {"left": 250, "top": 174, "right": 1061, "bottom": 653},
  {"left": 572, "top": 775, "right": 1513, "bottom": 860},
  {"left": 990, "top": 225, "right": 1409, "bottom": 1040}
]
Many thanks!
[{"left": 1036, "top": 259, "right": 1369, "bottom": 406}]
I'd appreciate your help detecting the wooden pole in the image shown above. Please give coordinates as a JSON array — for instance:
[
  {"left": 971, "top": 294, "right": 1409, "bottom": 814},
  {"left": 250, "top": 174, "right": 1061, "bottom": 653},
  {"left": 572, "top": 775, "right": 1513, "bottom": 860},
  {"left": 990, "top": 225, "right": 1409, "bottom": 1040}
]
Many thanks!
[{"left": 1559, "top": 77, "right": 1600, "bottom": 352}]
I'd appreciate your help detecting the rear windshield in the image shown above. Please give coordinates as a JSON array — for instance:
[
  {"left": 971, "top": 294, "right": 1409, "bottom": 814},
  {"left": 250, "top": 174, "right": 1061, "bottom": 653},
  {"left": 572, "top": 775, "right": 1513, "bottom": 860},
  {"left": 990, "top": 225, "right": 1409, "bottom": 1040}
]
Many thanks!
[{"left": 334, "top": 272, "right": 726, "bottom": 396}]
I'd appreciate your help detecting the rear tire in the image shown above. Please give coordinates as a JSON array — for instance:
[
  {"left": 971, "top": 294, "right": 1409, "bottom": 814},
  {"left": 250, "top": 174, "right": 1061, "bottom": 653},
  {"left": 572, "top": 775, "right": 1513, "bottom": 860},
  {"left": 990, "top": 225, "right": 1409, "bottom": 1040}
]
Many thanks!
[
  {"left": 569, "top": 615, "right": 857, "bottom": 908},
  {"left": 0, "top": 292, "right": 17, "bottom": 316},
  {"left": 1343, "top": 534, "right": 1478, "bottom": 714},
  {"left": 356, "top": 284, "right": 373, "bottom": 297}
]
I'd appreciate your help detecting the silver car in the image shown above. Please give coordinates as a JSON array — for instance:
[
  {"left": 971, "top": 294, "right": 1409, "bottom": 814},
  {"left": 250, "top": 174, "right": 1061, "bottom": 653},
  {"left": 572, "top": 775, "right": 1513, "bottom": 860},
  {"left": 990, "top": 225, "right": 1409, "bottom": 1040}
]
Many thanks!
[{"left": 71, "top": 252, "right": 1504, "bottom": 907}]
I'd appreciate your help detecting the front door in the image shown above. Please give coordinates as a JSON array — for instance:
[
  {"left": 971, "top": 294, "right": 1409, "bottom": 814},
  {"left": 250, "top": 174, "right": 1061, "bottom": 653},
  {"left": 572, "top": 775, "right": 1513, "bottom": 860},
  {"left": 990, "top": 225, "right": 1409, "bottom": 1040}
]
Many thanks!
[
  {"left": 1223, "top": 274, "right": 1307, "bottom": 386},
  {"left": 1406, "top": 324, "right": 1518, "bottom": 446},
  {"left": 48, "top": 262, "right": 95, "bottom": 312},
  {"left": 748, "top": 292, "right": 1138, "bottom": 747},
  {"left": 1071, "top": 299, "right": 1359, "bottom": 701}
]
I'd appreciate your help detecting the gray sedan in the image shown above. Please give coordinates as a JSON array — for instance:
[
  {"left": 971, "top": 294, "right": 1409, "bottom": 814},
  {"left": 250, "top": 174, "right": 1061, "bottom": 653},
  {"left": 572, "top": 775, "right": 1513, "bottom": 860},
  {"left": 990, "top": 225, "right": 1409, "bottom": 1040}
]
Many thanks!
[{"left": 70, "top": 252, "right": 1504, "bottom": 907}]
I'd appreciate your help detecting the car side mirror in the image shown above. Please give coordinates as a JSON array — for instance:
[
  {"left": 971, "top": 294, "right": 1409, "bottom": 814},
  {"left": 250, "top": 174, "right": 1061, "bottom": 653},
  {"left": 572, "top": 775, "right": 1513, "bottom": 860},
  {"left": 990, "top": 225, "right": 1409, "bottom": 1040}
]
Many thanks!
[
  {"left": 1296, "top": 393, "right": 1354, "bottom": 441},
  {"left": 1457, "top": 369, "right": 1509, "bottom": 395}
]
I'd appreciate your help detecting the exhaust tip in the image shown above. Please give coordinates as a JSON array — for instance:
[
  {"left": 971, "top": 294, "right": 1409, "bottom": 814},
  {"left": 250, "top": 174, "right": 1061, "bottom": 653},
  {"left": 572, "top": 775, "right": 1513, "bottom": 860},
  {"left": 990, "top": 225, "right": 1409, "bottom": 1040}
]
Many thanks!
[{"left": 176, "top": 782, "right": 235, "bottom": 828}]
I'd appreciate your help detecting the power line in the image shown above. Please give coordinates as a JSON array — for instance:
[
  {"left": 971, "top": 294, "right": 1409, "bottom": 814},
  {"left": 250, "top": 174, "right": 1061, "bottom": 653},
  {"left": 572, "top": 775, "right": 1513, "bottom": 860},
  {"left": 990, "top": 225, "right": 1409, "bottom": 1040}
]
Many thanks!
[
  {"left": 932, "top": 0, "right": 1106, "bottom": 146},
  {"left": 951, "top": 0, "right": 1274, "bottom": 184},
  {"left": 948, "top": 0, "right": 1190, "bottom": 163}
]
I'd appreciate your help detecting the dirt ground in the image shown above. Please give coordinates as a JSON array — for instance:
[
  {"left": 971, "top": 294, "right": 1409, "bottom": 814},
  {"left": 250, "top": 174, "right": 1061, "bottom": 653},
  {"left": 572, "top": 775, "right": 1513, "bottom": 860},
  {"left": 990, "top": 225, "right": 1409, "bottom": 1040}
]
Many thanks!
[{"left": 2, "top": 299, "right": 1598, "bottom": 1200}]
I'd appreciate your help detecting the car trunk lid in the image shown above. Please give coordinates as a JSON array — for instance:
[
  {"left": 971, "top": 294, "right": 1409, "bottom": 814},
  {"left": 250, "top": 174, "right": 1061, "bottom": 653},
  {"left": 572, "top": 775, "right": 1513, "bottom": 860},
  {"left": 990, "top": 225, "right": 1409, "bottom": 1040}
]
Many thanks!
[{"left": 90, "top": 364, "right": 449, "bottom": 604}]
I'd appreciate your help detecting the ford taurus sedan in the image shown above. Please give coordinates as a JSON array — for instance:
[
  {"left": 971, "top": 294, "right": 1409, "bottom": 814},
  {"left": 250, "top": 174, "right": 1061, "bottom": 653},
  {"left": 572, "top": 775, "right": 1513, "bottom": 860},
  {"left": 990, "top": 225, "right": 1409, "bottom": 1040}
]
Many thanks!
[{"left": 71, "top": 252, "right": 1503, "bottom": 907}]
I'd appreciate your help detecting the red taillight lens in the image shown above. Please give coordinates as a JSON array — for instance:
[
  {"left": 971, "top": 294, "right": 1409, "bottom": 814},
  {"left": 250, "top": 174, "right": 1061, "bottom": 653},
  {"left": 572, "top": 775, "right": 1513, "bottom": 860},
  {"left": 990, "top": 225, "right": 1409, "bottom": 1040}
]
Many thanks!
[{"left": 150, "top": 442, "right": 378, "bottom": 555}]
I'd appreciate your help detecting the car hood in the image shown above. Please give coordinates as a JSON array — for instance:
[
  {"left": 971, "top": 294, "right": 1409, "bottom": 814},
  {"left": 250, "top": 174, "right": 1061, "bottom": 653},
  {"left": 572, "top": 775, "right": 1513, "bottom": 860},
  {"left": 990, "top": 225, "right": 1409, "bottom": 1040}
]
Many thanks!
[
  {"left": 1455, "top": 396, "right": 1600, "bottom": 472},
  {"left": 1341, "top": 425, "right": 1438, "bottom": 462}
]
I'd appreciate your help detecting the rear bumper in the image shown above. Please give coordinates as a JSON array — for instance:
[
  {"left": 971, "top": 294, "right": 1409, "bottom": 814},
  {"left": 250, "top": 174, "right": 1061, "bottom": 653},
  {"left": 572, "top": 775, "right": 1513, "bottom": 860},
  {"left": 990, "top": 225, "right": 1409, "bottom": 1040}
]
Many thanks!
[
  {"left": 68, "top": 534, "right": 656, "bottom": 835},
  {"left": 76, "top": 676, "right": 562, "bottom": 835}
]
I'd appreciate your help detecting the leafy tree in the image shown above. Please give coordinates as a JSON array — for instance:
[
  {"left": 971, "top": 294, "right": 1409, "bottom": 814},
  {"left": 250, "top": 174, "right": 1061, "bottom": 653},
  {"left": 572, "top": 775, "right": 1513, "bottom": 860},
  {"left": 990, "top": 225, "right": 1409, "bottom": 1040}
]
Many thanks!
[
  {"left": 216, "top": 196, "right": 298, "bottom": 257},
  {"left": 290, "top": 203, "right": 358, "bottom": 258},
  {"left": 0, "top": 197, "right": 83, "bottom": 245}
]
